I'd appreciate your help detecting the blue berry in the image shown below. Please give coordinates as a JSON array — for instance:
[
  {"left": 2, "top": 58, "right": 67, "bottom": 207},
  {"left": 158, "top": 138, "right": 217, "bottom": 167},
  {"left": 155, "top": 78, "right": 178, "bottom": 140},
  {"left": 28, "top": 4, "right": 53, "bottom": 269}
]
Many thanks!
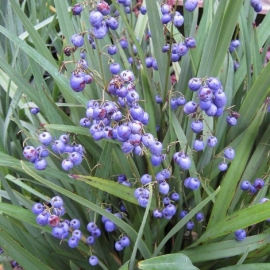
[
  {"left": 159, "top": 182, "right": 170, "bottom": 195},
  {"left": 234, "top": 229, "right": 246, "bottom": 241},
  {"left": 207, "top": 135, "right": 218, "bottom": 147},
  {"left": 62, "top": 159, "right": 74, "bottom": 171},
  {"left": 105, "top": 220, "right": 116, "bottom": 232},
  {"left": 70, "top": 219, "right": 80, "bottom": 230},
  {"left": 89, "top": 255, "right": 99, "bottom": 266},
  {"left": 186, "top": 221, "right": 195, "bottom": 230},
  {"left": 191, "top": 120, "right": 204, "bottom": 133},
  {"left": 97, "top": 1, "right": 111, "bottom": 15},
  {"left": 115, "top": 240, "right": 124, "bottom": 251},
  {"left": 108, "top": 45, "right": 118, "bottom": 55},
  {"left": 120, "top": 236, "right": 130, "bottom": 247},
  {"left": 72, "top": 229, "right": 82, "bottom": 240},
  {"left": 240, "top": 180, "right": 251, "bottom": 191},
  {"left": 72, "top": 4, "right": 83, "bottom": 15},
  {"left": 226, "top": 116, "right": 237, "bottom": 126},
  {"left": 86, "top": 236, "right": 95, "bottom": 246},
  {"left": 50, "top": 196, "right": 64, "bottom": 208},
  {"left": 89, "top": 11, "right": 103, "bottom": 27},
  {"left": 68, "top": 236, "right": 79, "bottom": 248},
  {"left": 140, "top": 174, "right": 152, "bottom": 185},
  {"left": 36, "top": 211, "right": 50, "bottom": 226},
  {"left": 180, "top": 210, "right": 188, "bottom": 219},
  {"left": 153, "top": 209, "right": 163, "bottom": 218},
  {"left": 38, "top": 132, "right": 52, "bottom": 146},
  {"left": 224, "top": 147, "right": 235, "bottom": 160},
  {"left": 193, "top": 140, "right": 205, "bottom": 151},
  {"left": 34, "top": 158, "right": 47, "bottom": 170},
  {"left": 32, "top": 203, "right": 45, "bottom": 215},
  {"left": 171, "top": 192, "right": 180, "bottom": 201},
  {"left": 30, "top": 107, "right": 40, "bottom": 115},
  {"left": 71, "top": 34, "right": 84, "bottom": 47},
  {"left": 218, "top": 162, "right": 228, "bottom": 171},
  {"left": 196, "top": 212, "right": 204, "bottom": 222},
  {"left": 185, "top": 0, "right": 198, "bottom": 12}
]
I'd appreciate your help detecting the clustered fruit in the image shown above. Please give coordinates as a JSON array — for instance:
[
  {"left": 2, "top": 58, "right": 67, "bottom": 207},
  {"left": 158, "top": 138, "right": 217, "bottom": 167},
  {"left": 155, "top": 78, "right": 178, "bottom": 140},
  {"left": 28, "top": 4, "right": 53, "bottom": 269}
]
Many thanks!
[
  {"left": 23, "top": 133, "right": 84, "bottom": 171},
  {"left": 25, "top": 0, "right": 268, "bottom": 268},
  {"left": 32, "top": 195, "right": 104, "bottom": 266}
]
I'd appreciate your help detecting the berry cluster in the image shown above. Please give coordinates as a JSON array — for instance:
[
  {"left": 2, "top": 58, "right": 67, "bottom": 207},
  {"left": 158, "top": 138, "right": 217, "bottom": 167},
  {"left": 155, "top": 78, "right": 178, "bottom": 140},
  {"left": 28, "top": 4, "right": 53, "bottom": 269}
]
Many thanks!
[
  {"left": 240, "top": 178, "right": 265, "bottom": 194},
  {"left": 32, "top": 196, "right": 102, "bottom": 267},
  {"left": 180, "top": 210, "right": 204, "bottom": 230},
  {"left": 23, "top": 133, "right": 84, "bottom": 171},
  {"left": 250, "top": 0, "right": 263, "bottom": 13}
]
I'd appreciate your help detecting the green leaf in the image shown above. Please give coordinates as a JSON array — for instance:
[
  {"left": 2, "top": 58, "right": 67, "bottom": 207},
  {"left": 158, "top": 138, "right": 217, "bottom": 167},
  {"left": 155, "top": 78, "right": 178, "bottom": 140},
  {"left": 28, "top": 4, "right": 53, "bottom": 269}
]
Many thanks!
[
  {"left": 138, "top": 254, "right": 199, "bottom": 270},
  {"left": 217, "top": 264, "right": 270, "bottom": 270},
  {"left": 0, "top": 230, "right": 51, "bottom": 270}
]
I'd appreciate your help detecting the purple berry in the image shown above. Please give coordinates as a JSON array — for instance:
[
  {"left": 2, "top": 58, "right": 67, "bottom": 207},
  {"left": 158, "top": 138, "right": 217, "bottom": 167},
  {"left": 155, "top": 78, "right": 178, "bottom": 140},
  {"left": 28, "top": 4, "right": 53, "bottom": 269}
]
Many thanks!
[
  {"left": 72, "top": 4, "right": 83, "bottom": 15},
  {"left": 234, "top": 229, "right": 246, "bottom": 241},
  {"left": 97, "top": 1, "right": 111, "bottom": 15},
  {"left": 191, "top": 120, "right": 204, "bottom": 133},
  {"left": 224, "top": 147, "right": 235, "bottom": 160},
  {"left": 108, "top": 45, "right": 118, "bottom": 55},
  {"left": 38, "top": 132, "right": 52, "bottom": 146},
  {"left": 70, "top": 219, "right": 80, "bottom": 230},
  {"left": 71, "top": 34, "right": 84, "bottom": 47},
  {"left": 120, "top": 236, "right": 130, "bottom": 247},
  {"left": 34, "top": 158, "right": 47, "bottom": 170},
  {"left": 93, "top": 22, "right": 108, "bottom": 39},
  {"left": 193, "top": 140, "right": 204, "bottom": 151},
  {"left": 240, "top": 180, "right": 251, "bottom": 191},
  {"left": 62, "top": 159, "right": 74, "bottom": 171},
  {"left": 30, "top": 107, "right": 40, "bottom": 115},
  {"left": 70, "top": 71, "right": 85, "bottom": 92},
  {"left": 89, "top": 10, "right": 103, "bottom": 27},
  {"left": 207, "top": 135, "right": 218, "bottom": 147},
  {"left": 226, "top": 116, "right": 237, "bottom": 126},
  {"left": 32, "top": 203, "right": 45, "bottom": 215},
  {"left": 120, "top": 38, "right": 128, "bottom": 49},
  {"left": 89, "top": 256, "right": 99, "bottom": 266},
  {"left": 196, "top": 212, "right": 204, "bottom": 222},
  {"left": 218, "top": 162, "right": 228, "bottom": 171},
  {"left": 171, "top": 192, "right": 180, "bottom": 201},
  {"left": 159, "top": 182, "right": 170, "bottom": 195},
  {"left": 185, "top": 0, "right": 198, "bottom": 12},
  {"left": 186, "top": 221, "right": 195, "bottom": 230}
]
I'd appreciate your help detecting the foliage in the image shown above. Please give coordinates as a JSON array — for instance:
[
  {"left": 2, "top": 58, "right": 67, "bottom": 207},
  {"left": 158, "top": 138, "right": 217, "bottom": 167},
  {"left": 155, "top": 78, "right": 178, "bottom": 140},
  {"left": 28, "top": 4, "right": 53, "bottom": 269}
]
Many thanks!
[{"left": 0, "top": 0, "right": 270, "bottom": 269}]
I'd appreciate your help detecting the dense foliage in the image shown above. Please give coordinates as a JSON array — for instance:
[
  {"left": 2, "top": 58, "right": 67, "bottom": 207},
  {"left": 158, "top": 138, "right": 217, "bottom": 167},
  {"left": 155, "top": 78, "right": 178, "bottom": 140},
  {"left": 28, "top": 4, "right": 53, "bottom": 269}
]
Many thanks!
[{"left": 0, "top": 0, "right": 270, "bottom": 269}]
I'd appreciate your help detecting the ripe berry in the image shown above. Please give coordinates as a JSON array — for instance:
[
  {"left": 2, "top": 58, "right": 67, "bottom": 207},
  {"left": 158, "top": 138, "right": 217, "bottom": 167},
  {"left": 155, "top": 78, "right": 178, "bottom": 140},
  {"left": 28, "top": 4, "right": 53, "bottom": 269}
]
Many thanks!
[
  {"left": 161, "top": 4, "right": 171, "bottom": 14},
  {"left": 253, "top": 178, "right": 264, "bottom": 190},
  {"left": 70, "top": 71, "right": 85, "bottom": 92},
  {"left": 93, "top": 22, "right": 108, "bottom": 39},
  {"left": 191, "top": 120, "right": 204, "bottom": 133},
  {"left": 89, "top": 10, "right": 103, "bottom": 27},
  {"left": 70, "top": 219, "right": 80, "bottom": 230},
  {"left": 180, "top": 210, "right": 188, "bottom": 218},
  {"left": 36, "top": 211, "right": 50, "bottom": 226},
  {"left": 188, "top": 78, "right": 202, "bottom": 91},
  {"left": 97, "top": 1, "right": 111, "bottom": 15},
  {"left": 23, "top": 146, "right": 37, "bottom": 162},
  {"left": 69, "top": 152, "right": 83, "bottom": 166},
  {"left": 159, "top": 182, "right": 170, "bottom": 195},
  {"left": 50, "top": 196, "right": 64, "bottom": 208},
  {"left": 207, "top": 135, "right": 218, "bottom": 147},
  {"left": 186, "top": 221, "right": 195, "bottom": 230},
  {"left": 226, "top": 116, "right": 237, "bottom": 126},
  {"left": 120, "top": 236, "right": 130, "bottom": 247},
  {"left": 71, "top": 34, "right": 84, "bottom": 47},
  {"left": 72, "top": 4, "right": 83, "bottom": 15},
  {"left": 105, "top": 220, "right": 116, "bottom": 232},
  {"left": 240, "top": 180, "right": 251, "bottom": 191},
  {"left": 32, "top": 203, "right": 45, "bottom": 215},
  {"left": 161, "top": 14, "right": 172, "bottom": 24},
  {"left": 52, "top": 140, "right": 66, "bottom": 154},
  {"left": 34, "top": 158, "right": 47, "bottom": 170},
  {"left": 38, "top": 132, "right": 52, "bottom": 146},
  {"left": 153, "top": 209, "right": 163, "bottom": 218},
  {"left": 106, "top": 17, "right": 119, "bottom": 30},
  {"left": 108, "top": 45, "right": 118, "bottom": 55},
  {"left": 30, "top": 107, "right": 40, "bottom": 115},
  {"left": 185, "top": 0, "right": 198, "bottom": 12},
  {"left": 173, "top": 14, "right": 184, "bottom": 27},
  {"left": 140, "top": 6, "right": 147, "bottom": 14},
  {"left": 224, "top": 147, "right": 235, "bottom": 160},
  {"left": 196, "top": 212, "right": 204, "bottom": 222},
  {"left": 120, "top": 38, "right": 128, "bottom": 49},
  {"left": 140, "top": 174, "right": 152, "bottom": 185},
  {"left": 72, "top": 229, "right": 82, "bottom": 240},
  {"left": 68, "top": 236, "right": 79, "bottom": 248},
  {"left": 89, "top": 255, "right": 99, "bottom": 266},
  {"left": 234, "top": 229, "right": 246, "bottom": 241},
  {"left": 86, "top": 236, "right": 95, "bottom": 246},
  {"left": 183, "top": 101, "right": 198, "bottom": 114},
  {"left": 193, "top": 140, "right": 204, "bottom": 151},
  {"left": 115, "top": 241, "right": 124, "bottom": 251},
  {"left": 218, "top": 162, "right": 228, "bottom": 171},
  {"left": 171, "top": 192, "right": 180, "bottom": 201}
]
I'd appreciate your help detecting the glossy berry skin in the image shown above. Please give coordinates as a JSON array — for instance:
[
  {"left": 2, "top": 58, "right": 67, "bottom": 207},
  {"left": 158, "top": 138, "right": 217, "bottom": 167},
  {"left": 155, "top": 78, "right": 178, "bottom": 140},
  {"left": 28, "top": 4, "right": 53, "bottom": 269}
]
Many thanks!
[
  {"left": 120, "top": 236, "right": 130, "bottom": 247},
  {"left": 108, "top": 45, "right": 117, "bottom": 55},
  {"left": 23, "top": 146, "right": 37, "bottom": 162},
  {"left": 207, "top": 135, "right": 218, "bottom": 147},
  {"left": 72, "top": 229, "right": 82, "bottom": 240},
  {"left": 193, "top": 140, "right": 204, "bottom": 151},
  {"left": 226, "top": 116, "right": 237, "bottom": 126},
  {"left": 30, "top": 107, "right": 40, "bottom": 115},
  {"left": 191, "top": 120, "right": 204, "bottom": 133},
  {"left": 89, "top": 11, "right": 103, "bottom": 27},
  {"left": 207, "top": 77, "right": 221, "bottom": 91},
  {"left": 173, "top": 14, "right": 184, "bottom": 27},
  {"left": 188, "top": 78, "right": 202, "bottom": 91},
  {"left": 185, "top": 37, "right": 196, "bottom": 48},
  {"left": 177, "top": 155, "right": 191, "bottom": 170},
  {"left": 71, "top": 34, "right": 84, "bottom": 47},
  {"left": 159, "top": 182, "right": 170, "bottom": 195},
  {"left": 161, "top": 14, "right": 172, "bottom": 24},
  {"left": 32, "top": 203, "right": 45, "bottom": 215},
  {"left": 86, "top": 236, "right": 95, "bottom": 246},
  {"left": 70, "top": 72, "right": 85, "bottom": 92},
  {"left": 234, "top": 229, "right": 246, "bottom": 241},
  {"left": 36, "top": 211, "right": 50, "bottom": 226},
  {"left": 50, "top": 196, "right": 64, "bottom": 208},
  {"left": 34, "top": 158, "right": 47, "bottom": 170},
  {"left": 253, "top": 178, "right": 264, "bottom": 190},
  {"left": 184, "top": 177, "right": 200, "bottom": 190},
  {"left": 120, "top": 38, "right": 128, "bottom": 49},
  {"left": 52, "top": 140, "right": 66, "bottom": 154},
  {"left": 224, "top": 147, "right": 235, "bottom": 160},
  {"left": 185, "top": 0, "right": 198, "bottom": 12},
  {"left": 97, "top": 1, "right": 111, "bottom": 15},
  {"left": 93, "top": 22, "right": 108, "bottom": 39},
  {"left": 105, "top": 220, "right": 116, "bottom": 232},
  {"left": 69, "top": 152, "right": 83, "bottom": 166},
  {"left": 140, "top": 174, "right": 152, "bottom": 185},
  {"left": 70, "top": 219, "right": 80, "bottom": 230},
  {"left": 51, "top": 225, "right": 65, "bottom": 239},
  {"left": 68, "top": 236, "right": 79, "bottom": 248},
  {"left": 183, "top": 101, "right": 198, "bottom": 114},
  {"left": 161, "top": 4, "right": 171, "bottom": 14},
  {"left": 115, "top": 241, "right": 124, "bottom": 251},
  {"left": 186, "top": 221, "right": 195, "bottom": 230},
  {"left": 89, "top": 256, "right": 99, "bottom": 266},
  {"left": 180, "top": 210, "right": 188, "bottom": 219},
  {"left": 196, "top": 212, "right": 204, "bottom": 222},
  {"left": 171, "top": 192, "right": 180, "bottom": 201},
  {"left": 240, "top": 180, "right": 251, "bottom": 191},
  {"left": 153, "top": 209, "right": 163, "bottom": 218},
  {"left": 62, "top": 159, "right": 74, "bottom": 171},
  {"left": 72, "top": 4, "right": 83, "bottom": 15},
  {"left": 218, "top": 162, "right": 228, "bottom": 171},
  {"left": 149, "top": 141, "right": 163, "bottom": 156},
  {"left": 177, "top": 96, "right": 186, "bottom": 106},
  {"left": 165, "top": 204, "right": 176, "bottom": 216},
  {"left": 38, "top": 132, "right": 52, "bottom": 146},
  {"left": 106, "top": 17, "right": 119, "bottom": 30}
]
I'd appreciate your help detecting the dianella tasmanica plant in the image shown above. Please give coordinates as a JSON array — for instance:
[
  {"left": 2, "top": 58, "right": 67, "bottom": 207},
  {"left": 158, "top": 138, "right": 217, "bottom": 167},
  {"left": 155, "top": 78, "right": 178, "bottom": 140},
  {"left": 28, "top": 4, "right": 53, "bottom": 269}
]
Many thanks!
[{"left": 0, "top": 0, "right": 270, "bottom": 269}]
